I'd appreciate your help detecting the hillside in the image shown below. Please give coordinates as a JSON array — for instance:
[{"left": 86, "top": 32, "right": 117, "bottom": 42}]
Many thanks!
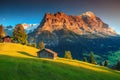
[
  {"left": 0, "top": 43, "right": 39, "bottom": 58},
  {"left": 0, "top": 43, "right": 120, "bottom": 80}
]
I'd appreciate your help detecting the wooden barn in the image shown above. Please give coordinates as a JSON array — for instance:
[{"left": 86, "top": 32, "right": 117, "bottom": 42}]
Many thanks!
[
  {"left": 37, "top": 48, "right": 58, "bottom": 59},
  {"left": 2, "top": 36, "right": 11, "bottom": 43}
]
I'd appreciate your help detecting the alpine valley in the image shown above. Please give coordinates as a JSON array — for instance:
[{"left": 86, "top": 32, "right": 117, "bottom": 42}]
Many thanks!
[
  {"left": 5, "top": 11, "right": 120, "bottom": 64},
  {"left": 27, "top": 11, "right": 120, "bottom": 64}
]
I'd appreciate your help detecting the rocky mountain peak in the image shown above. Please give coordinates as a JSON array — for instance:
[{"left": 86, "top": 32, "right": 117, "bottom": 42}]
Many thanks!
[
  {"left": 36, "top": 11, "right": 117, "bottom": 37},
  {"left": 22, "top": 23, "right": 29, "bottom": 29},
  {"left": 82, "top": 11, "right": 96, "bottom": 18}
]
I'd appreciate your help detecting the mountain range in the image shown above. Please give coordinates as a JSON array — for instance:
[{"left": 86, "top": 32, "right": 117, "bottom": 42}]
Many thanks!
[
  {"left": 3, "top": 11, "right": 120, "bottom": 64},
  {"left": 22, "top": 23, "right": 39, "bottom": 33},
  {"left": 37, "top": 11, "right": 116, "bottom": 36},
  {"left": 29, "top": 11, "right": 118, "bottom": 44},
  {"left": 28, "top": 11, "right": 120, "bottom": 64},
  {"left": 4, "top": 23, "right": 39, "bottom": 36}
]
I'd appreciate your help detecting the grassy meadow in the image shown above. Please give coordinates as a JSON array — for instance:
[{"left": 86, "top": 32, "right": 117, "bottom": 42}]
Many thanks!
[{"left": 0, "top": 43, "right": 120, "bottom": 80}]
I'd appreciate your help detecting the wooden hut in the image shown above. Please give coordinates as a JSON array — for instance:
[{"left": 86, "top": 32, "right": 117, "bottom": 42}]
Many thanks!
[
  {"left": 37, "top": 48, "right": 57, "bottom": 59},
  {"left": 2, "top": 36, "right": 11, "bottom": 43}
]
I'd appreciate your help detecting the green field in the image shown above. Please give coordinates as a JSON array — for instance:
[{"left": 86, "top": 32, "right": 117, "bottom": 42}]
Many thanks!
[{"left": 0, "top": 43, "right": 120, "bottom": 80}]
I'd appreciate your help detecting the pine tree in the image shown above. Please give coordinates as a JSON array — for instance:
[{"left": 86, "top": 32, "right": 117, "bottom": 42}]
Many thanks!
[
  {"left": 116, "top": 60, "right": 120, "bottom": 70},
  {"left": 100, "top": 62, "right": 104, "bottom": 66},
  {"left": 38, "top": 41, "right": 45, "bottom": 50},
  {"left": 104, "top": 60, "right": 109, "bottom": 67},
  {"left": 83, "top": 57, "right": 87, "bottom": 62},
  {"left": 13, "top": 24, "right": 28, "bottom": 44},
  {"left": 64, "top": 51, "right": 72, "bottom": 59},
  {"left": 0, "top": 25, "right": 5, "bottom": 38},
  {"left": 89, "top": 52, "right": 96, "bottom": 64}
]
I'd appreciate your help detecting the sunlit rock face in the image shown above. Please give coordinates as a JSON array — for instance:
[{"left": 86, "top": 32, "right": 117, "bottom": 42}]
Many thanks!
[
  {"left": 28, "top": 11, "right": 120, "bottom": 61},
  {"left": 36, "top": 11, "right": 117, "bottom": 36},
  {"left": 2, "top": 11, "right": 120, "bottom": 62},
  {"left": 28, "top": 11, "right": 118, "bottom": 46}
]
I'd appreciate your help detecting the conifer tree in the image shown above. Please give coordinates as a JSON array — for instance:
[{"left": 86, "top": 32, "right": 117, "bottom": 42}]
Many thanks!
[
  {"left": 116, "top": 60, "right": 120, "bottom": 70},
  {"left": 0, "top": 25, "right": 5, "bottom": 38},
  {"left": 64, "top": 51, "right": 72, "bottom": 59},
  {"left": 13, "top": 24, "right": 28, "bottom": 44},
  {"left": 38, "top": 41, "right": 45, "bottom": 50},
  {"left": 83, "top": 57, "right": 87, "bottom": 62},
  {"left": 100, "top": 62, "right": 104, "bottom": 66},
  {"left": 89, "top": 52, "right": 96, "bottom": 64},
  {"left": 104, "top": 60, "right": 109, "bottom": 67}
]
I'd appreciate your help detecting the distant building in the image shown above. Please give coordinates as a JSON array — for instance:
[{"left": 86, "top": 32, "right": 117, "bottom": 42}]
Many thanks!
[
  {"left": 37, "top": 48, "right": 57, "bottom": 59},
  {"left": 2, "top": 36, "right": 11, "bottom": 43}
]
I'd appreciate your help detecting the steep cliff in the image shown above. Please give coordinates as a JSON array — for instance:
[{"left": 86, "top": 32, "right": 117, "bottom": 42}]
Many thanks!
[{"left": 36, "top": 11, "right": 116, "bottom": 36}]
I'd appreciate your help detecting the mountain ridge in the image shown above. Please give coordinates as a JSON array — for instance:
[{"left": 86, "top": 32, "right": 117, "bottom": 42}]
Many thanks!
[
  {"left": 35, "top": 11, "right": 117, "bottom": 37},
  {"left": 28, "top": 11, "right": 120, "bottom": 62}
]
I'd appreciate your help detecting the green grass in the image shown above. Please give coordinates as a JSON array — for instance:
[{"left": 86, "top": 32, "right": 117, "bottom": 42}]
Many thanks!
[{"left": 0, "top": 43, "right": 120, "bottom": 80}]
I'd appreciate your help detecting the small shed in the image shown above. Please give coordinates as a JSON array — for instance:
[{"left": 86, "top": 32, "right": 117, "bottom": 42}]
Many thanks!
[
  {"left": 2, "top": 36, "right": 11, "bottom": 43},
  {"left": 37, "top": 48, "right": 57, "bottom": 59}
]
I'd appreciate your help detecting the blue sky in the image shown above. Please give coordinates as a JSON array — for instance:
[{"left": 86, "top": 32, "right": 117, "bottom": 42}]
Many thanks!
[{"left": 0, "top": 0, "right": 120, "bottom": 34}]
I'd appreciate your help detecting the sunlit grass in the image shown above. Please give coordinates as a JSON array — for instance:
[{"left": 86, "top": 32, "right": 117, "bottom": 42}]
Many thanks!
[
  {"left": 0, "top": 43, "right": 120, "bottom": 80},
  {"left": 0, "top": 43, "right": 39, "bottom": 58}
]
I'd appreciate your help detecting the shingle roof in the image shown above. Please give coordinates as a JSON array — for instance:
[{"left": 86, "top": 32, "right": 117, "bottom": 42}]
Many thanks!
[
  {"left": 2, "top": 36, "right": 11, "bottom": 39},
  {"left": 37, "top": 48, "right": 58, "bottom": 56}
]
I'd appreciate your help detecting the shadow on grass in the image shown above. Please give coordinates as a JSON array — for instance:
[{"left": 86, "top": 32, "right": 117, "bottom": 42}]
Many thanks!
[{"left": 18, "top": 51, "right": 36, "bottom": 57}]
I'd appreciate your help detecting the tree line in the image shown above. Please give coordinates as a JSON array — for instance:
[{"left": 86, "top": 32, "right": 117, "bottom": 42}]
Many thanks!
[{"left": 64, "top": 50, "right": 120, "bottom": 71}]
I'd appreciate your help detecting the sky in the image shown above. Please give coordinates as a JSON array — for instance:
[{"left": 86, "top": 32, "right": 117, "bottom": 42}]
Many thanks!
[{"left": 0, "top": 0, "right": 120, "bottom": 34}]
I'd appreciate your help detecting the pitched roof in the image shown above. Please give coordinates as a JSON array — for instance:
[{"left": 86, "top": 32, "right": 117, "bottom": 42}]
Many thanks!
[
  {"left": 37, "top": 48, "right": 57, "bottom": 56},
  {"left": 2, "top": 36, "right": 11, "bottom": 39}
]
